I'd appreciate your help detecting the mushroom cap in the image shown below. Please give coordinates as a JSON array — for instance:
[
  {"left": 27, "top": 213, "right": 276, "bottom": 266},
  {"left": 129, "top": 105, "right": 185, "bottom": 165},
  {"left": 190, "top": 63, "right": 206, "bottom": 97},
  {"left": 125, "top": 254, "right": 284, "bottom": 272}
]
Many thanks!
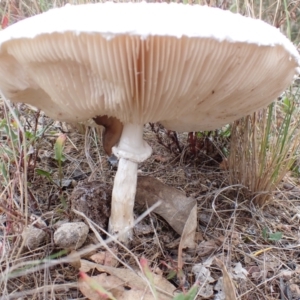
[{"left": 0, "top": 2, "right": 299, "bottom": 131}]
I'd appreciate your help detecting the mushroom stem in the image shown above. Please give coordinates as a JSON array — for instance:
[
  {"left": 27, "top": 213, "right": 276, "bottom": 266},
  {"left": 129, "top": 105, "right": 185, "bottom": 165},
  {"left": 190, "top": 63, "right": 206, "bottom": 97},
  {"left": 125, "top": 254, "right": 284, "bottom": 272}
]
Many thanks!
[
  {"left": 109, "top": 123, "right": 152, "bottom": 242},
  {"left": 109, "top": 157, "right": 137, "bottom": 241}
]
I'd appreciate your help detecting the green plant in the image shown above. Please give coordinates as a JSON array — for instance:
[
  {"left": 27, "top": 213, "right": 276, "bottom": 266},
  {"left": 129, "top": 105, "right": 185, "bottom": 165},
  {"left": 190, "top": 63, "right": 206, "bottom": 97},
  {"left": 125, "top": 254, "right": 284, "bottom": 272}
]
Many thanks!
[
  {"left": 173, "top": 285, "right": 198, "bottom": 300},
  {"left": 36, "top": 133, "right": 68, "bottom": 207},
  {"left": 0, "top": 106, "right": 47, "bottom": 186},
  {"left": 262, "top": 227, "right": 283, "bottom": 242},
  {"left": 54, "top": 133, "right": 67, "bottom": 187}
]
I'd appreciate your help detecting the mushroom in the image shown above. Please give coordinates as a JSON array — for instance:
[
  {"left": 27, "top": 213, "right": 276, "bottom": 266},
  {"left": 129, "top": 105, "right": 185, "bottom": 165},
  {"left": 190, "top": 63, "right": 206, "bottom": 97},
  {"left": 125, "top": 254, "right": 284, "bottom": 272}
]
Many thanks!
[
  {"left": 93, "top": 115, "right": 123, "bottom": 156},
  {"left": 0, "top": 2, "right": 299, "bottom": 243}
]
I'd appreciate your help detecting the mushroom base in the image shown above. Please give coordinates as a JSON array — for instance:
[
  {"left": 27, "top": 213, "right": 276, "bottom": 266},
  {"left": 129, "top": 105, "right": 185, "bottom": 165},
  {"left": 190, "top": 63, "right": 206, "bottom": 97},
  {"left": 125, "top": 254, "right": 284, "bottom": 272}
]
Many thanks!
[{"left": 108, "top": 157, "right": 138, "bottom": 242}]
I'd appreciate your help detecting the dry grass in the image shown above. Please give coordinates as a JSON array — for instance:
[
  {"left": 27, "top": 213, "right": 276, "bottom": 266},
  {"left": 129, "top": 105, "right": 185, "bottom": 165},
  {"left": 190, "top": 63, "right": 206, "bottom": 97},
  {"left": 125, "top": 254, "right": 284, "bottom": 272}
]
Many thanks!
[
  {"left": 227, "top": 0, "right": 300, "bottom": 207},
  {"left": 1, "top": 0, "right": 300, "bottom": 299},
  {"left": 228, "top": 94, "right": 300, "bottom": 207}
]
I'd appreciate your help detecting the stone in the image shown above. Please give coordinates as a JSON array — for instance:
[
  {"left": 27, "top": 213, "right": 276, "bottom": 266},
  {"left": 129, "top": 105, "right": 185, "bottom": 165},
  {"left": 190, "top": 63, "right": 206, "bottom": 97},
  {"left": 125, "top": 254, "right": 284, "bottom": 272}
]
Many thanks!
[{"left": 54, "top": 222, "right": 89, "bottom": 250}]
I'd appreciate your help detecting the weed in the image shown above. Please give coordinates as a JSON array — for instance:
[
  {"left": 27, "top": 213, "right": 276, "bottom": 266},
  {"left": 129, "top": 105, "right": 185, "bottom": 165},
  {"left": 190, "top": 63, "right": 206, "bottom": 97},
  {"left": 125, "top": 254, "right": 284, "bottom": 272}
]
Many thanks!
[{"left": 262, "top": 228, "right": 283, "bottom": 242}]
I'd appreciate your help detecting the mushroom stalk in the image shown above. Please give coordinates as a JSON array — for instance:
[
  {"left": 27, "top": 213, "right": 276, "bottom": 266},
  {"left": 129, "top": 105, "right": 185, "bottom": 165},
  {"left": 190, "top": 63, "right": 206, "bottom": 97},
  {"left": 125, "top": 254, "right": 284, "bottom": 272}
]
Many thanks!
[
  {"left": 109, "top": 158, "right": 137, "bottom": 241},
  {"left": 109, "top": 123, "right": 152, "bottom": 242}
]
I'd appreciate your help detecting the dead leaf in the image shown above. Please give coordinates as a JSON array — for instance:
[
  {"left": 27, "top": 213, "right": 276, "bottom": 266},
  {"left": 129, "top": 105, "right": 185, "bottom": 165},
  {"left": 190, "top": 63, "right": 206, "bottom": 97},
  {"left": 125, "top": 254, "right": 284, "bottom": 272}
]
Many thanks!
[
  {"left": 217, "top": 231, "right": 241, "bottom": 248},
  {"left": 214, "top": 277, "right": 225, "bottom": 300},
  {"left": 192, "top": 258, "right": 215, "bottom": 299},
  {"left": 134, "top": 223, "right": 154, "bottom": 235},
  {"left": 289, "top": 284, "right": 300, "bottom": 297},
  {"left": 90, "top": 252, "right": 106, "bottom": 264},
  {"left": 246, "top": 265, "right": 260, "bottom": 277},
  {"left": 232, "top": 262, "right": 248, "bottom": 280},
  {"left": 197, "top": 283, "right": 214, "bottom": 299},
  {"left": 230, "top": 232, "right": 241, "bottom": 246},
  {"left": 79, "top": 273, "right": 119, "bottom": 300},
  {"left": 175, "top": 203, "right": 197, "bottom": 288},
  {"left": 69, "top": 250, "right": 81, "bottom": 270},
  {"left": 90, "top": 249, "right": 118, "bottom": 267},
  {"left": 192, "top": 264, "right": 214, "bottom": 284},
  {"left": 197, "top": 240, "right": 217, "bottom": 257},
  {"left": 276, "top": 224, "right": 293, "bottom": 232},
  {"left": 203, "top": 257, "right": 214, "bottom": 267},
  {"left": 154, "top": 267, "right": 164, "bottom": 276},
  {"left": 136, "top": 176, "right": 196, "bottom": 237},
  {"left": 165, "top": 238, "right": 180, "bottom": 249},
  {"left": 280, "top": 270, "right": 294, "bottom": 280},
  {"left": 79, "top": 244, "right": 98, "bottom": 259},
  {"left": 78, "top": 279, "right": 102, "bottom": 300},
  {"left": 153, "top": 155, "right": 169, "bottom": 163},
  {"left": 79, "top": 259, "right": 176, "bottom": 299},
  {"left": 251, "top": 271, "right": 263, "bottom": 282},
  {"left": 214, "top": 258, "right": 237, "bottom": 300},
  {"left": 195, "top": 231, "right": 204, "bottom": 243},
  {"left": 178, "top": 203, "right": 197, "bottom": 252}
]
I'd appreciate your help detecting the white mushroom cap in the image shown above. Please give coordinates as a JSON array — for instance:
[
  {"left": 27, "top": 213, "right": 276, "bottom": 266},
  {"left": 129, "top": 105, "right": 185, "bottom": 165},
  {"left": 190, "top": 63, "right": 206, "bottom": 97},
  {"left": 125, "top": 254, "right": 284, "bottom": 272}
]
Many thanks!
[{"left": 0, "top": 2, "right": 299, "bottom": 132}]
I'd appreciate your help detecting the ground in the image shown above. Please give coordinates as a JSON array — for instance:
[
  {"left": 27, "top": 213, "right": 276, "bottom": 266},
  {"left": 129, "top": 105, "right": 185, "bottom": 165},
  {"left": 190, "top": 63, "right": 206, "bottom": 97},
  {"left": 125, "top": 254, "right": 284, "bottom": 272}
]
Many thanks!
[{"left": 1, "top": 104, "right": 300, "bottom": 300}]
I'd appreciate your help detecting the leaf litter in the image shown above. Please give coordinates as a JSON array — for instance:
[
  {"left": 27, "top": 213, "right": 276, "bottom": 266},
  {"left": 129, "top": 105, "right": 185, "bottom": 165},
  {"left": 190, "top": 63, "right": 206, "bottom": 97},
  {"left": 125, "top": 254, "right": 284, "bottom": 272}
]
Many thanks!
[{"left": 1, "top": 95, "right": 300, "bottom": 299}]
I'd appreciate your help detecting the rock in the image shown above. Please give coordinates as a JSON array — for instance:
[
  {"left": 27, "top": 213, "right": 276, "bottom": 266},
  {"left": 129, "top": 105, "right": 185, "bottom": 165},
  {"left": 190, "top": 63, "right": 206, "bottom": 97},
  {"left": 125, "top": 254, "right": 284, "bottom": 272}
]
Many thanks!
[
  {"left": 22, "top": 215, "right": 47, "bottom": 250},
  {"left": 22, "top": 226, "right": 47, "bottom": 250},
  {"left": 54, "top": 222, "right": 89, "bottom": 250}
]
